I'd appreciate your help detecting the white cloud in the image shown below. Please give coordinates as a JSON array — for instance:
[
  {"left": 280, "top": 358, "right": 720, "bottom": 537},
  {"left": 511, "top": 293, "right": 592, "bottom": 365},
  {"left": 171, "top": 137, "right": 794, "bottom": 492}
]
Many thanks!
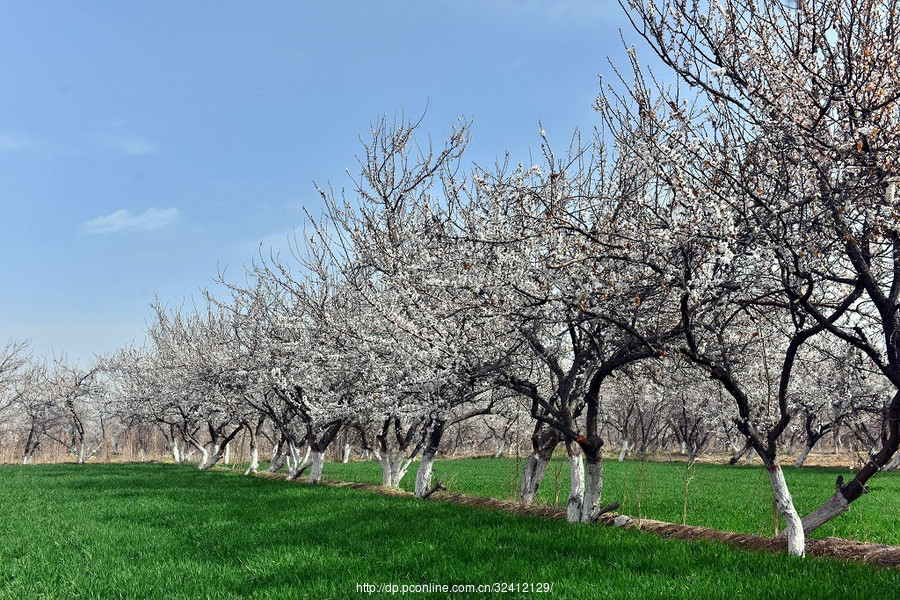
[
  {"left": 82, "top": 207, "right": 179, "bottom": 235},
  {"left": 100, "top": 134, "right": 157, "bottom": 155}
]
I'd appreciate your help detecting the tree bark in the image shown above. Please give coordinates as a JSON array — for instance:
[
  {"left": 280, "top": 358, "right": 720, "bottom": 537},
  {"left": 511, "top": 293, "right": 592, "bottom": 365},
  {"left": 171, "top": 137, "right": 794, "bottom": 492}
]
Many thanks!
[
  {"left": 415, "top": 448, "right": 437, "bottom": 498},
  {"left": 800, "top": 392, "right": 900, "bottom": 532},
  {"left": 768, "top": 464, "right": 805, "bottom": 557},
  {"left": 197, "top": 446, "right": 211, "bottom": 470},
  {"left": 378, "top": 453, "right": 412, "bottom": 487},
  {"left": 308, "top": 450, "right": 325, "bottom": 484},
  {"left": 793, "top": 443, "right": 814, "bottom": 468},
  {"left": 519, "top": 453, "right": 551, "bottom": 504},
  {"left": 268, "top": 438, "right": 286, "bottom": 472},
  {"left": 519, "top": 423, "right": 559, "bottom": 503},
  {"left": 582, "top": 454, "right": 604, "bottom": 522},
  {"left": 567, "top": 447, "right": 585, "bottom": 523},
  {"left": 618, "top": 440, "right": 630, "bottom": 462}
]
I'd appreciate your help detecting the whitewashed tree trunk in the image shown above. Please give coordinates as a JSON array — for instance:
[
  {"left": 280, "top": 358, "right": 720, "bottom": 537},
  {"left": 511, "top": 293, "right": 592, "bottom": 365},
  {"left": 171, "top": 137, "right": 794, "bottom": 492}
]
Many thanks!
[
  {"left": 308, "top": 450, "right": 325, "bottom": 484},
  {"left": 223, "top": 442, "right": 231, "bottom": 465},
  {"left": 679, "top": 441, "right": 687, "bottom": 455},
  {"left": 567, "top": 450, "right": 585, "bottom": 523},
  {"left": 285, "top": 444, "right": 310, "bottom": 480},
  {"left": 800, "top": 491, "right": 850, "bottom": 533},
  {"left": 268, "top": 440, "right": 286, "bottom": 472},
  {"left": 414, "top": 449, "right": 437, "bottom": 498},
  {"left": 378, "top": 453, "right": 412, "bottom": 487},
  {"left": 171, "top": 441, "right": 183, "bottom": 464},
  {"left": 581, "top": 457, "right": 604, "bottom": 522},
  {"left": 519, "top": 453, "right": 551, "bottom": 504},
  {"left": 197, "top": 446, "right": 211, "bottom": 469},
  {"left": 885, "top": 452, "right": 900, "bottom": 471},
  {"left": 768, "top": 464, "right": 805, "bottom": 557},
  {"left": 793, "top": 444, "right": 814, "bottom": 468},
  {"left": 618, "top": 440, "right": 630, "bottom": 462},
  {"left": 494, "top": 439, "right": 506, "bottom": 458},
  {"left": 341, "top": 442, "right": 351, "bottom": 464},
  {"left": 245, "top": 445, "right": 259, "bottom": 475}
]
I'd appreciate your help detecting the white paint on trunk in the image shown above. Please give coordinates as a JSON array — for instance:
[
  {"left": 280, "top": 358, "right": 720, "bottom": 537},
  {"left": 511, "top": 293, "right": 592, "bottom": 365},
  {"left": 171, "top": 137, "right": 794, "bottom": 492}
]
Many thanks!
[
  {"left": 378, "top": 454, "right": 412, "bottom": 487},
  {"left": 800, "top": 491, "right": 850, "bottom": 533},
  {"left": 768, "top": 464, "right": 805, "bottom": 557},
  {"left": 197, "top": 447, "right": 211, "bottom": 470},
  {"left": 567, "top": 451, "right": 585, "bottom": 523},
  {"left": 885, "top": 452, "right": 900, "bottom": 471},
  {"left": 415, "top": 450, "right": 437, "bottom": 498},
  {"left": 493, "top": 440, "right": 505, "bottom": 458},
  {"left": 223, "top": 441, "right": 231, "bottom": 465},
  {"left": 308, "top": 450, "right": 324, "bottom": 483},
  {"left": 341, "top": 442, "right": 351, "bottom": 464},
  {"left": 582, "top": 457, "right": 604, "bottom": 522},
  {"left": 745, "top": 447, "right": 757, "bottom": 463},
  {"left": 793, "top": 444, "right": 814, "bottom": 468},
  {"left": 618, "top": 440, "right": 630, "bottom": 462},
  {"left": 519, "top": 453, "right": 550, "bottom": 504},
  {"left": 171, "top": 442, "right": 183, "bottom": 464},
  {"left": 244, "top": 446, "right": 259, "bottom": 475},
  {"left": 285, "top": 444, "right": 310, "bottom": 480},
  {"left": 268, "top": 442, "right": 285, "bottom": 472}
]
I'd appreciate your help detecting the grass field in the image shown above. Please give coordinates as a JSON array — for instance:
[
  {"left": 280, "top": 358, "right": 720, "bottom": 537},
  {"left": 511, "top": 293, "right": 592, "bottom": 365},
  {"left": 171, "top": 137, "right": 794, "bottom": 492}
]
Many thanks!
[
  {"left": 321, "top": 456, "right": 900, "bottom": 546},
  {"left": 0, "top": 464, "right": 897, "bottom": 599}
]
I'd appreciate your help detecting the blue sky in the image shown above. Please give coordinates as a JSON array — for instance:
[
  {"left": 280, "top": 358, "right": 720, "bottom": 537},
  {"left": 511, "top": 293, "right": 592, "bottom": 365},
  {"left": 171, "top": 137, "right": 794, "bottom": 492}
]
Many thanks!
[{"left": 0, "top": 0, "right": 639, "bottom": 364}]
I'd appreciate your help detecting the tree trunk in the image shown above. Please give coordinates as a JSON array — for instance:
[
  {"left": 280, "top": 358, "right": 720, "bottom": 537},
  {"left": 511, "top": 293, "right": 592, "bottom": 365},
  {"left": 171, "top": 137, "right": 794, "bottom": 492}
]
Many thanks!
[
  {"left": 729, "top": 442, "right": 750, "bottom": 465},
  {"left": 308, "top": 450, "right": 324, "bottom": 484},
  {"left": 378, "top": 454, "right": 411, "bottom": 487},
  {"left": 341, "top": 442, "right": 351, "bottom": 464},
  {"left": 618, "top": 440, "right": 630, "bottom": 462},
  {"left": 493, "top": 439, "right": 506, "bottom": 458},
  {"left": 885, "top": 452, "right": 900, "bottom": 470},
  {"left": 768, "top": 464, "right": 805, "bottom": 557},
  {"left": 285, "top": 444, "right": 310, "bottom": 480},
  {"left": 244, "top": 445, "right": 259, "bottom": 475},
  {"left": 202, "top": 446, "right": 225, "bottom": 470},
  {"left": 415, "top": 449, "right": 437, "bottom": 498},
  {"left": 519, "top": 453, "right": 551, "bottom": 504},
  {"left": 197, "top": 446, "right": 211, "bottom": 469},
  {"left": 799, "top": 489, "right": 850, "bottom": 534},
  {"left": 268, "top": 439, "right": 286, "bottom": 472},
  {"left": 581, "top": 454, "right": 604, "bottom": 522},
  {"left": 793, "top": 443, "right": 814, "bottom": 468},
  {"left": 244, "top": 428, "right": 260, "bottom": 476},
  {"left": 800, "top": 392, "right": 900, "bottom": 533},
  {"left": 171, "top": 441, "right": 183, "bottom": 464},
  {"left": 567, "top": 447, "right": 585, "bottom": 523},
  {"left": 744, "top": 447, "right": 757, "bottom": 463},
  {"left": 414, "top": 419, "right": 446, "bottom": 499}
]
